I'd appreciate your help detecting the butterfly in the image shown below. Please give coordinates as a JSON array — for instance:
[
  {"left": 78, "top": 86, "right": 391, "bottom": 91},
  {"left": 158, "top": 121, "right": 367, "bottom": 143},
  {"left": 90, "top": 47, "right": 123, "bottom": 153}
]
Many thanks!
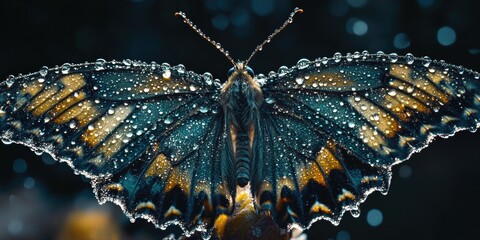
[{"left": 1, "top": 7, "right": 480, "bottom": 239}]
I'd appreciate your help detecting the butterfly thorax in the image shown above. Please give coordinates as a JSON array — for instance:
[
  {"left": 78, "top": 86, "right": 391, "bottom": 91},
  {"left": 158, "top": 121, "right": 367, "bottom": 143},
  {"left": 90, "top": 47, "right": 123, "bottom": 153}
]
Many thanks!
[{"left": 221, "top": 63, "right": 263, "bottom": 187}]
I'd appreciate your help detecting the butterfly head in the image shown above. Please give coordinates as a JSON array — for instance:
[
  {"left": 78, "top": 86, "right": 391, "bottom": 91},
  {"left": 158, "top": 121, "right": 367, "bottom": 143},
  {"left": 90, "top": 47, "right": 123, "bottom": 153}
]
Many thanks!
[{"left": 227, "top": 62, "right": 255, "bottom": 79}]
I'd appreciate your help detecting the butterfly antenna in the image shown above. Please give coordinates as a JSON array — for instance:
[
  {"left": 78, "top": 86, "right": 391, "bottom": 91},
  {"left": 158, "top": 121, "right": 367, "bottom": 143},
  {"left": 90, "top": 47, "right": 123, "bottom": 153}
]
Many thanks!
[
  {"left": 245, "top": 7, "right": 303, "bottom": 66},
  {"left": 175, "top": 11, "right": 236, "bottom": 66}
]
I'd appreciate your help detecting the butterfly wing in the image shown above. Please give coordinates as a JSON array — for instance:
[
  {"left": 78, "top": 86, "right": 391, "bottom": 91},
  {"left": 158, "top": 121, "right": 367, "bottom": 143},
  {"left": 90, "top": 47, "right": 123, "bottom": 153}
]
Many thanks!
[
  {"left": 0, "top": 61, "right": 235, "bottom": 234},
  {"left": 251, "top": 53, "right": 480, "bottom": 228}
]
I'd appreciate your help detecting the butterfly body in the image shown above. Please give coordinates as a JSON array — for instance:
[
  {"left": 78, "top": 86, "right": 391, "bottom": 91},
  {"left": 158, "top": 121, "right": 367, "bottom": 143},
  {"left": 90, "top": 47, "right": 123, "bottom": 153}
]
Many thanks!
[
  {"left": 1, "top": 53, "right": 480, "bottom": 239},
  {"left": 221, "top": 62, "right": 263, "bottom": 187}
]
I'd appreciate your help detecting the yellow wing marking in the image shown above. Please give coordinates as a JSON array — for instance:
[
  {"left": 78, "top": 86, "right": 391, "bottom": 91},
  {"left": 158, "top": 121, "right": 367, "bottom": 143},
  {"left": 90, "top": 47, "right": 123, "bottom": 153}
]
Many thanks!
[
  {"left": 297, "top": 161, "right": 327, "bottom": 189},
  {"left": 315, "top": 142, "right": 344, "bottom": 176},
  {"left": 305, "top": 72, "right": 357, "bottom": 88},
  {"left": 97, "top": 125, "right": 133, "bottom": 158},
  {"left": 81, "top": 105, "right": 133, "bottom": 147},
  {"left": 48, "top": 91, "right": 86, "bottom": 118},
  {"left": 164, "top": 166, "right": 191, "bottom": 194},
  {"left": 53, "top": 100, "right": 101, "bottom": 127},
  {"left": 31, "top": 74, "right": 86, "bottom": 116},
  {"left": 389, "top": 64, "right": 450, "bottom": 104},
  {"left": 133, "top": 74, "right": 191, "bottom": 95},
  {"left": 347, "top": 96, "right": 400, "bottom": 138},
  {"left": 145, "top": 153, "right": 171, "bottom": 179},
  {"left": 21, "top": 81, "right": 44, "bottom": 96}
]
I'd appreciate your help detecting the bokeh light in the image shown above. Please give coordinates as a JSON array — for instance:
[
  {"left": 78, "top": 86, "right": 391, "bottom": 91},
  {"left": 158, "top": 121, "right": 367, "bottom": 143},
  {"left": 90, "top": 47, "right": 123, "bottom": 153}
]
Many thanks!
[
  {"left": 393, "top": 33, "right": 411, "bottom": 49},
  {"left": 367, "top": 209, "right": 384, "bottom": 227},
  {"left": 437, "top": 26, "right": 456, "bottom": 46}
]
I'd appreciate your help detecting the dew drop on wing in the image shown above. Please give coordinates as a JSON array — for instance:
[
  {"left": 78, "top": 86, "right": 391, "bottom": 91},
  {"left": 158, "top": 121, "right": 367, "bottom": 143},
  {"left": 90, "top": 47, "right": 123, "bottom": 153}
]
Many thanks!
[
  {"left": 203, "top": 72, "right": 213, "bottom": 85},
  {"left": 61, "top": 63, "right": 71, "bottom": 74},
  {"left": 255, "top": 73, "right": 267, "bottom": 86},
  {"left": 405, "top": 53, "right": 415, "bottom": 64},
  {"left": 350, "top": 208, "right": 361, "bottom": 218},
  {"left": 389, "top": 53, "right": 398, "bottom": 63},
  {"left": 164, "top": 116, "right": 173, "bottom": 125},
  {"left": 95, "top": 58, "right": 107, "bottom": 71},
  {"left": 123, "top": 59, "right": 132, "bottom": 66},
  {"left": 39, "top": 66, "right": 49, "bottom": 77},
  {"left": 333, "top": 52, "right": 342, "bottom": 62},
  {"left": 277, "top": 66, "right": 288, "bottom": 77},
  {"left": 175, "top": 64, "right": 186, "bottom": 74},
  {"left": 321, "top": 57, "right": 329, "bottom": 65},
  {"left": 6, "top": 75, "right": 15, "bottom": 88},
  {"left": 296, "top": 58, "right": 310, "bottom": 69},
  {"left": 422, "top": 56, "right": 432, "bottom": 67}
]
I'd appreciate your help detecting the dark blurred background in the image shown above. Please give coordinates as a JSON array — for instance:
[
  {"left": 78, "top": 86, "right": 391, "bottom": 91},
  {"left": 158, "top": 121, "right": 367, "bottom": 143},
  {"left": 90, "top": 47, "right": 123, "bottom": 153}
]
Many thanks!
[{"left": 1, "top": 0, "right": 480, "bottom": 239}]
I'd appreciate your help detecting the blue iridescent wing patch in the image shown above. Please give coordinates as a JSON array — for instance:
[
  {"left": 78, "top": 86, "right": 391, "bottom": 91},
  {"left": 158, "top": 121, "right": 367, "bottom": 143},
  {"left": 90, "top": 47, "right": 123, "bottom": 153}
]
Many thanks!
[
  {"left": 0, "top": 61, "right": 235, "bottom": 234},
  {"left": 251, "top": 53, "right": 480, "bottom": 228}
]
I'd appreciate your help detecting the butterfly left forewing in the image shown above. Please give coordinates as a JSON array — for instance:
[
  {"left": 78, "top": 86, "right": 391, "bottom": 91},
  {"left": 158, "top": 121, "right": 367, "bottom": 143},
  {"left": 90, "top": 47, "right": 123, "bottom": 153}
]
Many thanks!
[
  {"left": 0, "top": 61, "right": 234, "bottom": 235},
  {"left": 252, "top": 53, "right": 480, "bottom": 228}
]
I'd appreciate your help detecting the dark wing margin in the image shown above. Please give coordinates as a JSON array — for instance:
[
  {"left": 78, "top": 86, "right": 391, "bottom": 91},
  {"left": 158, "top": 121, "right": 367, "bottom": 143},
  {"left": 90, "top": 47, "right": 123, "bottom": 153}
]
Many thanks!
[
  {"left": 0, "top": 60, "right": 234, "bottom": 237},
  {"left": 251, "top": 53, "right": 480, "bottom": 229}
]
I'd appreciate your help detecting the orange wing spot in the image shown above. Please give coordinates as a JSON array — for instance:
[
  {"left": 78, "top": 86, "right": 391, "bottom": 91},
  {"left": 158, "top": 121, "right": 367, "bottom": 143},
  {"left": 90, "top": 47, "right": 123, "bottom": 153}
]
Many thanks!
[
  {"left": 384, "top": 90, "right": 430, "bottom": 121},
  {"left": 305, "top": 73, "right": 356, "bottom": 88},
  {"left": 105, "top": 183, "right": 124, "bottom": 192},
  {"left": 31, "top": 75, "right": 86, "bottom": 117},
  {"left": 164, "top": 206, "right": 182, "bottom": 218},
  {"left": 310, "top": 202, "right": 333, "bottom": 215},
  {"left": 389, "top": 64, "right": 450, "bottom": 104},
  {"left": 297, "top": 161, "right": 327, "bottom": 189},
  {"left": 81, "top": 105, "right": 133, "bottom": 147},
  {"left": 337, "top": 189, "right": 356, "bottom": 202},
  {"left": 316, "top": 144, "right": 343, "bottom": 176},
  {"left": 347, "top": 95, "right": 400, "bottom": 138},
  {"left": 164, "top": 166, "right": 191, "bottom": 194},
  {"left": 135, "top": 202, "right": 156, "bottom": 212},
  {"left": 133, "top": 74, "right": 191, "bottom": 95},
  {"left": 361, "top": 176, "right": 380, "bottom": 184},
  {"left": 48, "top": 91, "right": 86, "bottom": 118},
  {"left": 21, "top": 81, "right": 44, "bottom": 96},
  {"left": 145, "top": 153, "right": 171, "bottom": 179},
  {"left": 214, "top": 214, "right": 229, "bottom": 238}
]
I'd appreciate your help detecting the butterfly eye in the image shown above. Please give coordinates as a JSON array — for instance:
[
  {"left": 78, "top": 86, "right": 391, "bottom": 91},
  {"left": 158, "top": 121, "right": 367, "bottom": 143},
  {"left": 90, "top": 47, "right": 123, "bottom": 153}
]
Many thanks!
[
  {"left": 227, "top": 67, "right": 235, "bottom": 77},
  {"left": 246, "top": 66, "right": 254, "bottom": 77}
]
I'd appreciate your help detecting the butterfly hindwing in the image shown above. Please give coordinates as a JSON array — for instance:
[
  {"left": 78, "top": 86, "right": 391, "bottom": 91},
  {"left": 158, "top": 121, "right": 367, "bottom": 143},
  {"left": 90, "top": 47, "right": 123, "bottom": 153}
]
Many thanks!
[
  {"left": 252, "top": 54, "right": 480, "bottom": 228},
  {"left": 0, "top": 61, "right": 234, "bottom": 233}
]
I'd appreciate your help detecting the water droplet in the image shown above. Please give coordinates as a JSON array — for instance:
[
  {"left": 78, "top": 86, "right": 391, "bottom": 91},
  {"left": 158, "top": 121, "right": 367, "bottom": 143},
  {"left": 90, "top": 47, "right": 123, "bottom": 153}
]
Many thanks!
[
  {"left": 175, "top": 64, "right": 186, "bottom": 74},
  {"left": 189, "top": 85, "right": 197, "bottom": 91},
  {"left": 348, "top": 122, "right": 356, "bottom": 128},
  {"left": 321, "top": 57, "right": 329, "bottom": 65},
  {"left": 457, "top": 66, "right": 465, "bottom": 75},
  {"left": 161, "top": 62, "right": 170, "bottom": 70},
  {"left": 203, "top": 72, "right": 213, "bottom": 85},
  {"left": 39, "top": 66, "right": 49, "bottom": 77},
  {"left": 162, "top": 70, "right": 172, "bottom": 79},
  {"left": 108, "top": 108, "right": 115, "bottom": 115},
  {"left": 333, "top": 52, "right": 342, "bottom": 62},
  {"left": 199, "top": 106, "right": 209, "bottom": 113},
  {"left": 405, "top": 53, "right": 414, "bottom": 64},
  {"left": 421, "top": 56, "right": 432, "bottom": 67},
  {"left": 37, "top": 78, "right": 45, "bottom": 83},
  {"left": 123, "top": 59, "right": 132, "bottom": 66},
  {"left": 255, "top": 73, "right": 267, "bottom": 86},
  {"left": 61, "top": 63, "right": 71, "bottom": 74},
  {"left": 95, "top": 58, "right": 107, "bottom": 71},
  {"left": 389, "top": 53, "right": 398, "bottom": 63},
  {"left": 2, "top": 138, "right": 13, "bottom": 145},
  {"left": 388, "top": 89, "right": 397, "bottom": 96},
  {"left": 350, "top": 208, "right": 361, "bottom": 218},
  {"left": 6, "top": 75, "right": 15, "bottom": 88},
  {"left": 354, "top": 96, "right": 361, "bottom": 102},
  {"left": 372, "top": 113, "right": 380, "bottom": 121},
  {"left": 164, "top": 116, "right": 173, "bottom": 124},
  {"left": 296, "top": 58, "right": 310, "bottom": 69},
  {"left": 277, "top": 66, "right": 288, "bottom": 77},
  {"left": 143, "top": 88, "right": 150, "bottom": 93},
  {"left": 346, "top": 52, "right": 353, "bottom": 62},
  {"left": 295, "top": 77, "right": 304, "bottom": 84},
  {"left": 69, "top": 121, "right": 77, "bottom": 129},
  {"left": 265, "top": 97, "right": 275, "bottom": 104}
]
